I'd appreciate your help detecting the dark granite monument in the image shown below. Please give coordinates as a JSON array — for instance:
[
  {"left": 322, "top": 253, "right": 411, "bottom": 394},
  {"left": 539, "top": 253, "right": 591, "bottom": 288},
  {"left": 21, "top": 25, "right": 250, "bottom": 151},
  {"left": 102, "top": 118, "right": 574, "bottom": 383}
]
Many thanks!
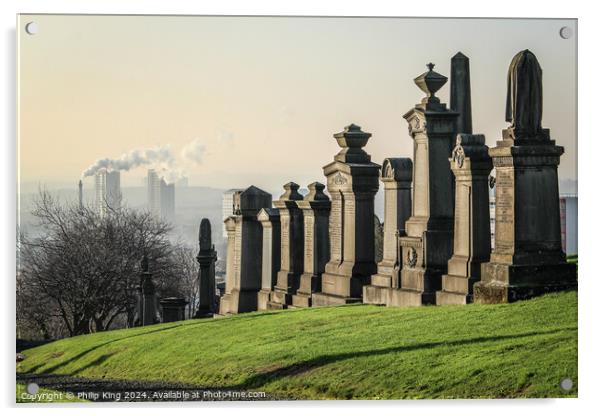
[
  {"left": 312, "top": 124, "right": 381, "bottom": 306},
  {"left": 292, "top": 182, "right": 331, "bottom": 308},
  {"left": 474, "top": 50, "right": 577, "bottom": 303},
  {"left": 363, "top": 158, "right": 413, "bottom": 305},
  {"left": 218, "top": 186, "right": 272, "bottom": 314},
  {"left": 389, "top": 63, "right": 459, "bottom": 307},
  {"left": 269, "top": 182, "right": 305, "bottom": 309},
  {"left": 160, "top": 297, "right": 189, "bottom": 323},
  {"left": 257, "top": 208, "right": 281, "bottom": 310},
  {"left": 450, "top": 52, "right": 472, "bottom": 135},
  {"left": 437, "top": 134, "right": 492, "bottom": 304},
  {"left": 139, "top": 255, "right": 158, "bottom": 326},
  {"left": 195, "top": 218, "right": 217, "bottom": 318}
]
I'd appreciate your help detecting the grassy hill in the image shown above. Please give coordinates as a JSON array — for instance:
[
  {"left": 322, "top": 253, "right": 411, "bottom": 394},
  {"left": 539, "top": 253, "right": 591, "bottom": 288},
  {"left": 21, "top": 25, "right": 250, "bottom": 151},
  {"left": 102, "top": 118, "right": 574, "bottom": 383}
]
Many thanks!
[{"left": 17, "top": 290, "right": 577, "bottom": 400}]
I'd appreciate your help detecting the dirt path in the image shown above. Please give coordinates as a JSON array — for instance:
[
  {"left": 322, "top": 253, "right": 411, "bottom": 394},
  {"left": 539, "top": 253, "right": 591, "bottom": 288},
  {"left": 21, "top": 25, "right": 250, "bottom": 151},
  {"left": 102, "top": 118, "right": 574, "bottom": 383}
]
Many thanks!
[{"left": 17, "top": 373, "right": 280, "bottom": 402}]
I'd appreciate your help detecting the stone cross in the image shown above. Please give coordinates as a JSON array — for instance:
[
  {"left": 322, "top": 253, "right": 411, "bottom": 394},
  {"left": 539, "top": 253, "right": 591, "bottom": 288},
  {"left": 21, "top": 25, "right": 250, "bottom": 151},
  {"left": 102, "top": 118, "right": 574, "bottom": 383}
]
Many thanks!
[
  {"left": 269, "top": 182, "right": 304, "bottom": 309},
  {"left": 390, "top": 63, "right": 459, "bottom": 307},
  {"left": 218, "top": 186, "right": 272, "bottom": 314},
  {"left": 312, "top": 124, "right": 381, "bottom": 306},
  {"left": 436, "top": 134, "right": 492, "bottom": 305},
  {"left": 257, "top": 208, "right": 281, "bottom": 310},
  {"left": 195, "top": 218, "right": 217, "bottom": 318},
  {"left": 363, "top": 158, "right": 413, "bottom": 305},
  {"left": 475, "top": 50, "right": 576, "bottom": 303},
  {"left": 160, "top": 297, "right": 189, "bottom": 323},
  {"left": 292, "top": 182, "right": 331, "bottom": 307}
]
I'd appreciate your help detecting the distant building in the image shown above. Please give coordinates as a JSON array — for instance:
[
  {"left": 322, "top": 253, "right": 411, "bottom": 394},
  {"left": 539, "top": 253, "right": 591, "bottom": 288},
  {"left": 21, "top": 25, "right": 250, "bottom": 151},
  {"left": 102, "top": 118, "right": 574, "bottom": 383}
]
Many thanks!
[
  {"left": 147, "top": 169, "right": 176, "bottom": 223},
  {"left": 222, "top": 189, "right": 243, "bottom": 237},
  {"left": 95, "top": 169, "right": 121, "bottom": 217},
  {"left": 489, "top": 193, "right": 578, "bottom": 255}
]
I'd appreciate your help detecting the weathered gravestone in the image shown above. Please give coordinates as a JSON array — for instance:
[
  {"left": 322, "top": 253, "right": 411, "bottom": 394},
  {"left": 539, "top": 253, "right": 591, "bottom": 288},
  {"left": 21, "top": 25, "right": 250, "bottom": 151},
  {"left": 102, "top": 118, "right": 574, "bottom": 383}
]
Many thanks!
[
  {"left": 363, "top": 158, "right": 413, "bottom": 305},
  {"left": 218, "top": 186, "right": 272, "bottom": 314},
  {"left": 436, "top": 134, "right": 492, "bottom": 304},
  {"left": 269, "top": 182, "right": 304, "bottom": 309},
  {"left": 389, "top": 63, "right": 459, "bottom": 307},
  {"left": 257, "top": 208, "right": 281, "bottom": 310},
  {"left": 474, "top": 50, "right": 577, "bottom": 303},
  {"left": 312, "top": 124, "right": 381, "bottom": 306},
  {"left": 138, "top": 255, "right": 158, "bottom": 326},
  {"left": 292, "top": 182, "right": 331, "bottom": 308},
  {"left": 160, "top": 297, "right": 189, "bottom": 323},
  {"left": 195, "top": 218, "right": 217, "bottom": 318}
]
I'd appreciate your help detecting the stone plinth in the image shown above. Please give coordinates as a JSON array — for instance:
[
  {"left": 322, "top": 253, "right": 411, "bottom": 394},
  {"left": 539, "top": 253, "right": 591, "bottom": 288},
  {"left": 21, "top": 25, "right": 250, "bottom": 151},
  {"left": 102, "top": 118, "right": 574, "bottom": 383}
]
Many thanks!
[
  {"left": 257, "top": 208, "right": 281, "bottom": 310},
  {"left": 218, "top": 186, "right": 272, "bottom": 314},
  {"left": 474, "top": 50, "right": 577, "bottom": 303},
  {"left": 268, "top": 183, "right": 304, "bottom": 309},
  {"left": 312, "top": 124, "right": 380, "bottom": 306},
  {"left": 160, "top": 297, "right": 189, "bottom": 323},
  {"left": 363, "top": 158, "right": 413, "bottom": 305},
  {"left": 195, "top": 218, "right": 217, "bottom": 318},
  {"left": 436, "top": 134, "right": 492, "bottom": 305},
  {"left": 292, "top": 182, "right": 331, "bottom": 308},
  {"left": 389, "top": 63, "right": 459, "bottom": 307}
]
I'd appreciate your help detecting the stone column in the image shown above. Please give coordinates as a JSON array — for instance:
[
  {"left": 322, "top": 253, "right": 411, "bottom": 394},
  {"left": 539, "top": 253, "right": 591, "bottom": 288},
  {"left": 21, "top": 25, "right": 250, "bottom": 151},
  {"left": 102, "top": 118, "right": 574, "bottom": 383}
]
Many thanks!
[
  {"left": 195, "top": 218, "right": 217, "bottom": 318},
  {"left": 436, "top": 134, "right": 492, "bottom": 305},
  {"left": 140, "top": 256, "right": 158, "bottom": 326},
  {"left": 160, "top": 297, "right": 189, "bottom": 323},
  {"left": 257, "top": 208, "right": 281, "bottom": 310},
  {"left": 474, "top": 50, "right": 577, "bottom": 303},
  {"left": 363, "top": 158, "right": 413, "bottom": 305},
  {"left": 389, "top": 63, "right": 459, "bottom": 307},
  {"left": 292, "top": 182, "right": 331, "bottom": 308},
  {"left": 450, "top": 51, "right": 472, "bottom": 135},
  {"left": 312, "top": 124, "right": 381, "bottom": 306},
  {"left": 226, "top": 186, "right": 272, "bottom": 313},
  {"left": 269, "top": 182, "right": 304, "bottom": 309},
  {"left": 218, "top": 215, "right": 237, "bottom": 315}
]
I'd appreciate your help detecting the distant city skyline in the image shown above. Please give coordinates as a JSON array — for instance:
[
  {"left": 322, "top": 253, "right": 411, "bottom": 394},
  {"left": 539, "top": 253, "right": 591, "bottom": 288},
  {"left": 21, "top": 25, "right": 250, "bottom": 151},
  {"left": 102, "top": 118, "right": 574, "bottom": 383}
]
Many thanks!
[{"left": 18, "top": 15, "right": 577, "bottom": 191}]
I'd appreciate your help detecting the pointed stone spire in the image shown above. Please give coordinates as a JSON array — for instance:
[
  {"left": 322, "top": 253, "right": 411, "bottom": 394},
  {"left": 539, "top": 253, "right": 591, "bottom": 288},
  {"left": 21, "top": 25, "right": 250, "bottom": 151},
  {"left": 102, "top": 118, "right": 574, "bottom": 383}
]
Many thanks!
[{"left": 450, "top": 52, "right": 473, "bottom": 134}]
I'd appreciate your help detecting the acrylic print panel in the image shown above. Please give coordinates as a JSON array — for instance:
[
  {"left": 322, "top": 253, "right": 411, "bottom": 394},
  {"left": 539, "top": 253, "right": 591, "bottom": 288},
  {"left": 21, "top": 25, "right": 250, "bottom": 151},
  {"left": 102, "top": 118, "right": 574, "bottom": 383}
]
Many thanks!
[{"left": 16, "top": 14, "right": 577, "bottom": 402}]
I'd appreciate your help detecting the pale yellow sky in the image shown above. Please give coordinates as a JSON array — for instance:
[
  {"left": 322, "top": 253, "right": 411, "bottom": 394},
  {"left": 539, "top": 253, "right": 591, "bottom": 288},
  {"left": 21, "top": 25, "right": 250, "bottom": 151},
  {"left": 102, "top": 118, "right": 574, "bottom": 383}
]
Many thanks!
[{"left": 18, "top": 15, "right": 577, "bottom": 191}]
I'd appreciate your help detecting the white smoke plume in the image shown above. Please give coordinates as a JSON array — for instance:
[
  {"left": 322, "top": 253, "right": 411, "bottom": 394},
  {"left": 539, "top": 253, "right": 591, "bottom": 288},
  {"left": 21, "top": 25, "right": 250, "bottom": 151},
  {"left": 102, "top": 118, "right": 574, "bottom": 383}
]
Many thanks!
[
  {"left": 181, "top": 138, "right": 207, "bottom": 165},
  {"left": 82, "top": 145, "right": 175, "bottom": 178}
]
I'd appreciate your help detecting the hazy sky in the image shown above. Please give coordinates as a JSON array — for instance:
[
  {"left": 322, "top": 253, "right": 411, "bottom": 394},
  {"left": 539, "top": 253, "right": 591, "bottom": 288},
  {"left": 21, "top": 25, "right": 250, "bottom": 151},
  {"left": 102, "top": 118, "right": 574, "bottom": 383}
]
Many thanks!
[{"left": 18, "top": 15, "right": 577, "bottom": 192}]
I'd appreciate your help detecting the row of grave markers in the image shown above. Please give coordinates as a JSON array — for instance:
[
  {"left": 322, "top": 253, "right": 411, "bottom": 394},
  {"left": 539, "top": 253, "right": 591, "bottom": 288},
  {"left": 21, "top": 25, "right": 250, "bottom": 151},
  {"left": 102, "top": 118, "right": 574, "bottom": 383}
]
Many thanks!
[{"left": 137, "top": 48, "right": 577, "bottom": 324}]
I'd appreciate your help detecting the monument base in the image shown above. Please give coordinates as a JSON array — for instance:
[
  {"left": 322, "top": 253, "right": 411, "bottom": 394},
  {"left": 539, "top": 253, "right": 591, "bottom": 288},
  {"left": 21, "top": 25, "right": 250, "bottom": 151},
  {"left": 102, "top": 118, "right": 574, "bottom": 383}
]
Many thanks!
[
  {"left": 291, "top": 273, "right": 321, "bottom": 308},
  {"left": 227, "top": 289, "right": 260, "bottom": 314},
  {"left": 218, "top": 294, "right": 231, "bottom": 315},
  {"left": 387, "top": 288, "right": 435, "bottom": 307},
  {"left": 311, "top": 292, "right": 362, "bottom": 306},
  {"left": 474, "top": 262, "right": 577, "bottom": 304},
  {"left": 436, "top": 274, "right": 478, "bottom": 305},
  {"left": 291, "top": 293, "right": 312, "bottom": 308},
  {"left": 362, "top": 284, "right": 389, "bottom": 305},
  {"left": 257, "top": 289, "right": 271, "bottom": 311},
  {"left": 193, "top": 309, "right": 215, "bottom": 319},
  {"left": 267, "top": 287, "right": 292, "bottom": 309}
]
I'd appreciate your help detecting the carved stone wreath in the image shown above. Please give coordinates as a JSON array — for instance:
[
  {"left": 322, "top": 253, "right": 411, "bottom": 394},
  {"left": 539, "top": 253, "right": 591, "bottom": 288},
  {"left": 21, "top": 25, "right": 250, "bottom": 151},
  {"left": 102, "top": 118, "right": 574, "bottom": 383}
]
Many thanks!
[{"left": 406, "top": 247, "right": 418, "bottom": 268}]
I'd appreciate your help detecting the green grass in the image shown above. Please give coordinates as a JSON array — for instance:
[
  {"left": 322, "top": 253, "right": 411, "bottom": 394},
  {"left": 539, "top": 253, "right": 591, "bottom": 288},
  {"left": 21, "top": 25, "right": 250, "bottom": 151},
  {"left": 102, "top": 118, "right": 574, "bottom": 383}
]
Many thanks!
[
  {"left": 17, "top": 291, "right": 577, "bottom": 400},
  {"left": 16, "top": 383, "right": 86, "bottom": 403}
]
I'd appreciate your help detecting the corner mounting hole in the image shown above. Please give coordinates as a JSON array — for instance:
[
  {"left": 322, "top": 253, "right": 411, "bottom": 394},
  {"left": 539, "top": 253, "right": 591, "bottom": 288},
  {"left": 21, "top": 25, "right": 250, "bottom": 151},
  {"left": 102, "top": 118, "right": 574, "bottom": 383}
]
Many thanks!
[
  {"left": 25, "top": 22, "right": 38, "bottom": 35},
  {"left": 559, "top": 26, "right": 572, "bottom": 39}
]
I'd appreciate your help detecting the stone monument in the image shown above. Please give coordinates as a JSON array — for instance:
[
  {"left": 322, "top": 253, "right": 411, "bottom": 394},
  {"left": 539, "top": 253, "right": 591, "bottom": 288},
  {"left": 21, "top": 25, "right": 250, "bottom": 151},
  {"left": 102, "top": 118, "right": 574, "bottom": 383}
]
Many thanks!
[
  {"left": 436, "top": 134, "right": 492, "bottom": 304},
  {"left": 363, "top": 158, "right": 413, "bottom": 305},
  {"left": 450, "top": 52, "right": 472, "bottom": 135},
  {"left": 268, "top": 182, "right": 304, "bottom": 309},
  {"left": 389, "top": 63, "right": 459, "bottom": 307},
  {"left": 474, "top": 50, "right": 577, "bottom": 303},
  {"left": 312, "top": 124, "right": 381, "bottom": 306},
  {"left": 160, "top": 297, "right": 189, "bottom": 323},
  {"left": 218, "top": 186, "right": 272, "bottom": 314},
  {"left": 292, "top": 182, "right": 331, "bottom": 308},
  {"left": 195, "top": 218, "right": 217, "bottom": 318},
  {"left": 257, "top": 208, "right": 281, "bottom": 310},
  {"left": 139, "top": 255, "right": 158, "bottom": 326}
]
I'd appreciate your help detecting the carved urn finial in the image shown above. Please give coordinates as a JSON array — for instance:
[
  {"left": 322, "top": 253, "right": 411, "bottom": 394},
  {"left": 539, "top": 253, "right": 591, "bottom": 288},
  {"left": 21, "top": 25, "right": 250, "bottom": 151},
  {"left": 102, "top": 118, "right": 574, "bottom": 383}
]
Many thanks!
[
  {"left": 414, "top": 62, "right": 448, "bottom": 104},
  {"left": 280, "top": 182, "right": 303, "bottom": 201},
  {"left": 333, "top": 124, "right": 373, "bottom": 163}
]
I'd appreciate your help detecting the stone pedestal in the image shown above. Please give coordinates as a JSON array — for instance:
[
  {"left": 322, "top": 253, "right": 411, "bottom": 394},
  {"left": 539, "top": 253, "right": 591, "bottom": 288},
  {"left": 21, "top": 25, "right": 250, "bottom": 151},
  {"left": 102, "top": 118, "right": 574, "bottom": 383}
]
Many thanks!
[
  {"left": 218, "top": 215, "right": 237, "bottom": 315},
  {"left": 312, "top": 124, "right": 380, "bottom": 306},
  {"left": 218, "top": 186, "right": 272, "bottom": 314},
  {"left": 268, "top": 183, "right": 304, "bottom": 309},
  {"left": 474, "top": 50, "right": 577, "bottom": 303},
  {"left": 292, "top": 182, "right": 331, "bottom": 308},
  {"left": 363, "top": 158, "right": 412, "bottom": 305},
  {"left": 160, "top": 297, "right": 189, "bottom": 323},
  {"left": 257, "top": 208, "right": 281, "bottom": 310},
  {"left": 436, "top": 134, "right": 492, "bottom": 305},
  {"left": 195, "top": 218, "right": 217, "bottom": 318},
  {"left": 389, "top": 63, "right": 459, "bottom": 307}
]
